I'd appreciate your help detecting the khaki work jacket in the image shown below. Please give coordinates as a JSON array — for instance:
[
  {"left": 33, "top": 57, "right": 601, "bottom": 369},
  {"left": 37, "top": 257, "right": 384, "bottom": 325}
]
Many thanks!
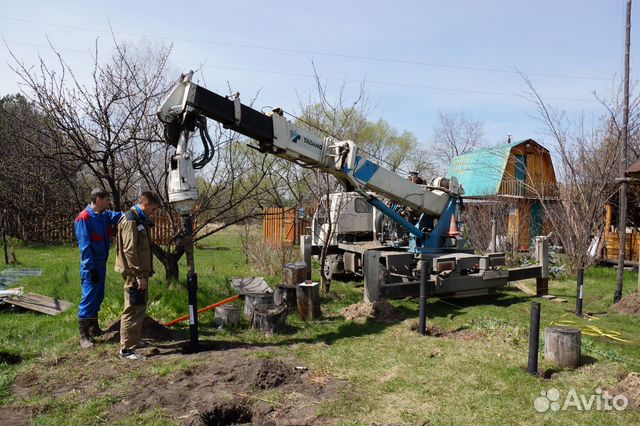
[{"left": 115, "top": 208, "right": 153, "bottom": 278}]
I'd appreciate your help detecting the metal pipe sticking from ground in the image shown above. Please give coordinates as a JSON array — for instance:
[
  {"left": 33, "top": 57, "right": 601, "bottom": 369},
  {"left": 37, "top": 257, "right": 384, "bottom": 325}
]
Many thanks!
[
  {"left": 576, "top": 268, "right": 584, "bottom": 317},
  {"left": 528, "top": 302, "right": 541, "bottom": 375},
  {"left": 418, "top": 256, "right": 428, "bottom": 335},
  {"left": 181, "top": 213, "right": 199, "bottom": 352}
]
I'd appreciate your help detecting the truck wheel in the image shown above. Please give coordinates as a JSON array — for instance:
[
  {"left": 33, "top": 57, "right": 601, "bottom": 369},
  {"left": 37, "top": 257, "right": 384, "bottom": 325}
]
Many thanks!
[
  {"left": 323, "top": 256, "right": 347, "bottom": 280},
  {"left": 323, "top": 260, "right": 333, "bottom": 280}
]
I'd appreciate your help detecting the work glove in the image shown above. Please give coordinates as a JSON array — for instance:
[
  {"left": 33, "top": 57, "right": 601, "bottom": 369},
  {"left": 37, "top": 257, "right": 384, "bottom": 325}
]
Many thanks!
[
  {"left": 136, "top": 277, "right": 149, "bottom": 291},
  {"left": 89, "top": 269, "right": 100, "bottom": 284}
]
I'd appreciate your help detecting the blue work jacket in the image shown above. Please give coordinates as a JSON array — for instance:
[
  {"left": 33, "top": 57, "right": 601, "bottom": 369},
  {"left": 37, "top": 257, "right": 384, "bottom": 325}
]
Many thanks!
[{"left": 74, "top": 205, "right": 122, "bottom": 271}]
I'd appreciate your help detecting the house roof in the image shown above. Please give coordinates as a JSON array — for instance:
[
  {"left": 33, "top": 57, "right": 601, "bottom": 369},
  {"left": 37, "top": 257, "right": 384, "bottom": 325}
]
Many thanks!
[
  {"left": 446, "top": 139, "right": 538, "bottom": 197},
  {"left": 626, "top": 158, "right": 640, "bottom": 176}
]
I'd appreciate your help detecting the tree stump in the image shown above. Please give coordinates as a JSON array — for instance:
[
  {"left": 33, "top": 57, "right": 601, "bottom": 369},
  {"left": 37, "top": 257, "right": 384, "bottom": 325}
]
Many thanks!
[
  {"left": 544, "top": 327, "right": 581, "bottom": 368},
  {"left": 251, "top": 304, "right": 287, "bottom": 334},
  {"left": 274, "top": 284, "right": 297, "bottom": 312},
  {"left": 283, "top": 263, "right": 307, "bottom": 286},
  {"left": 243, "top": 293, "right": 274, "bottom": 317},
  {"left": 296, "top": 282, "right": 321, "bottom": 321},
  {"left": 214, "top": 304, "right": 240, "bottom": 328}
]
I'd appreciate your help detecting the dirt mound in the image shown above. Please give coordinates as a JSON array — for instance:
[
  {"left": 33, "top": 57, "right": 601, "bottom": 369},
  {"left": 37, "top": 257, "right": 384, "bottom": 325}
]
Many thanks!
[
  {"left": 607, "top": 372, "right": 640, "bottom": 409},
  {"left": 251, "top": 359, "right": 298, "bottom": 389},
  {"left": 612, "top": 292, "right": 640, "bottom": 315},
  {"left": 0, "top": 351, "right": 22, "bottom": 365},
  {"left": 217, "top": 359, "right": 301, "bottom": 390},
  {"left": 341, "top": 301, "right": 400, "bottom": 322},
  {"left": 102, "top": 315, "right": 185, "bottom": 343}
]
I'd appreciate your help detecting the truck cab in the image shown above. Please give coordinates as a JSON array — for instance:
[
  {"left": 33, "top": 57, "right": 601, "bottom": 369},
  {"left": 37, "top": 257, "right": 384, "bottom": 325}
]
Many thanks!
[{"left": 312, "top": 192, "right": 377, "bottom": 247}]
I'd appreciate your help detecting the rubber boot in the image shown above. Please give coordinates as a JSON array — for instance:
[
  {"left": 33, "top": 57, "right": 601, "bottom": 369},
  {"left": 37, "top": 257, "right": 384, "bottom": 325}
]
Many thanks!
[
  {"left": 79, "top": 319, "right": 95, "bottom": 349},
  {"left": 87, "top": 318, "right": 103, "bottom": 338}
]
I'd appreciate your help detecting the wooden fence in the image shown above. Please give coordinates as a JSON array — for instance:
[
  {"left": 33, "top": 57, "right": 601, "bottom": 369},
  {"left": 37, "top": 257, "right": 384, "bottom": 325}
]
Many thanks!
[
  {"left": 150, "top": 209, "right": 181, "bottom": 246},
  {"left": 4, "top": 212, "right": 76, "bottom": 243},
  {"left": 3, "top": 208, "right": 180, "bottom": 246},
  {"left": 263, "top": 207, "right": 308, "bottom": 246}
]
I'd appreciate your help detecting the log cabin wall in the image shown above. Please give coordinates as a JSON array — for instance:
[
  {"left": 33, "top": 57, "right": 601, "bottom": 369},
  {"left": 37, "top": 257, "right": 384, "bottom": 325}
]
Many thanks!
[
  {"left": 502, "top": 141, "right": 556, "bottom": 249},
  {"left": 502, "top": 142, "right": 557, "bottom": 197},
  {"left": 603, "top": 203, "right": 640, "bottom": 262}
]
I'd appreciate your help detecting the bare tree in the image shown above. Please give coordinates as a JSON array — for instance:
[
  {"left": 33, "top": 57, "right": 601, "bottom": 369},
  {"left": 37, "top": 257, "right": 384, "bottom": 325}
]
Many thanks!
[
  {"left": 523, "top": 75, "right": 619, "bottom": 274},
  {"left": 8, "top": 39, "right": 174, "bottom": 211},
  {"left": 295, "top": 76, "right": 368, "bottom": 292},
  {"left": 149, "top": 131, "right": 280, "bottom": 281},
  {"left": 430, "top": 110, "right": 485, "bottom": 174},
  {"left": 0, "top": 94, "right": 81, "bottom": 242}
]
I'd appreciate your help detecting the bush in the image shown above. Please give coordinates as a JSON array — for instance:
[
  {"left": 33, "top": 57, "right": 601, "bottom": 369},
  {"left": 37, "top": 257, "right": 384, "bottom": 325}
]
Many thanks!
[{"left": 243, "top": 236, "right": 298, "bottom": 278}]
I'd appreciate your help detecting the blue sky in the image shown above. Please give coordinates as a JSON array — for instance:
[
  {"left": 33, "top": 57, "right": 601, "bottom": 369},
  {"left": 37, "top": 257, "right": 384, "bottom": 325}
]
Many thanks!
[{"left": 0, "top": 1, "right": 633, "bottom": 149}]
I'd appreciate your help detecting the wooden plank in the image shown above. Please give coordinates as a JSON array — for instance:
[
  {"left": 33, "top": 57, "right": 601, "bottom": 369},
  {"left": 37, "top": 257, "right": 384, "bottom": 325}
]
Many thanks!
[
  {"left": 284, "top": 208, "right": 296, "bottom": 244},
  {"left": 508, "top": 265, "right": 541, "bottom": 281},
  {"left": 514, "top": 281, "right": 535, "bottom": 295},
  {"left": 6, "top": 293, "right": 73, "bottom": 315}
]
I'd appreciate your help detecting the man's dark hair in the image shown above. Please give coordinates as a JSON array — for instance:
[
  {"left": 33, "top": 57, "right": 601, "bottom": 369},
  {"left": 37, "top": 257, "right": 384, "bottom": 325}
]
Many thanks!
[
  {"left": 139, "top": 191, "right": 161, "bottom": 206},
  {"left": 90, "top": 188, "right": 111, "bottom": 203}
]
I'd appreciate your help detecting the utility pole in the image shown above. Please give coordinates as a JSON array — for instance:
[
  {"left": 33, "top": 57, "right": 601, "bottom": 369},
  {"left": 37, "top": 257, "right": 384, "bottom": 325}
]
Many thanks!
[{"left": 616, "top": 0, "right": 632, "bottom": 304}]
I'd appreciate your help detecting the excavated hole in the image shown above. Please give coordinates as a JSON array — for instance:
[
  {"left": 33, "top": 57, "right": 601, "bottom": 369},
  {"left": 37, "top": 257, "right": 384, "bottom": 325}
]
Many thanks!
[
  {"left": 199, "top": 401, "right": 253, "bottom": 426},
  {"left": 0, "top": 351, "right": 22, "bottom": 365}
]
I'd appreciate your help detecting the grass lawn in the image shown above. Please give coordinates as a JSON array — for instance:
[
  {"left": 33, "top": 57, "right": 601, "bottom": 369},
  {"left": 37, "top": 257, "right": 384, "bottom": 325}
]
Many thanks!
[{"left": 1, "top": 226, "right": 639, "bottom": 425}]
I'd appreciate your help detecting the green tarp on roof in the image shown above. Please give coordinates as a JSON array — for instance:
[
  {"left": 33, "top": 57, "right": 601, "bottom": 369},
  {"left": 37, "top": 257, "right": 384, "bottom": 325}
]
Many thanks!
[{"left": 446, "top": 140, "right": 530, "bottom": 197}]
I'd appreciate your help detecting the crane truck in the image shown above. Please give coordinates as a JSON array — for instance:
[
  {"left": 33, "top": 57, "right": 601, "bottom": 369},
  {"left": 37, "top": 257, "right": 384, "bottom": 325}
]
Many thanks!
[{"left": 155, "top": 72, "right": 549, "bottom": 308}]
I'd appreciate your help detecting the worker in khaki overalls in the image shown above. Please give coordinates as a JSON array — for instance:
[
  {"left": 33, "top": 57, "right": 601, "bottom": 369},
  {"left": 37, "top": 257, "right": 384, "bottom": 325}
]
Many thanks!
[{"left": 114, "top": 191, "right": 160, "bottom": 360}]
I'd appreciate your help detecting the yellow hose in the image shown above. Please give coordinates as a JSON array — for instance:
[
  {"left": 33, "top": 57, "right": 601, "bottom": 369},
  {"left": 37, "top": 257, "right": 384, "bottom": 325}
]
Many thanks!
[{"left": 549, "top": 317, "right": 632, "bottom": 343}]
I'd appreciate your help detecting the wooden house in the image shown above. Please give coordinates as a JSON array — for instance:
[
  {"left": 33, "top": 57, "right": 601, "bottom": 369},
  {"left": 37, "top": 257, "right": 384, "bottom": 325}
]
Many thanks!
[{"left": 447, "top": 139, "right": 558, "bottom": 250}]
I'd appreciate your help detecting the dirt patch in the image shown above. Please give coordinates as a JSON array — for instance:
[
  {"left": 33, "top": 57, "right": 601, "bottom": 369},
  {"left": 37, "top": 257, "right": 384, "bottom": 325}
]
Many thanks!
[
  {"left": 11, "top": 344, "right": 344, "bottom": 425},
  {"left": 341, "top": 301, "right": 400, "bottom": 322},
  {"left": 0, "top": 406, "right": 32, "bottom": 426},
  {"left": 113, "top": 352, "right": 340, "bottom": 425},
  {"left": 0, "top": 351, "right": 22, "bottom": 365},
  {"left": 408, "top": 321, "right": 483, "bottom": 340},
  {"left": 101, "top": 315, "right": 185, "bottom": 343},
  {"left": 612, "top": 293, "right": 640, "bottom": 316},
  {"left": 607, "top": 372, "right": 640, "bottom": 409},
  {"left": 425, "top": 324, "right": 482, "bottom": 340}
]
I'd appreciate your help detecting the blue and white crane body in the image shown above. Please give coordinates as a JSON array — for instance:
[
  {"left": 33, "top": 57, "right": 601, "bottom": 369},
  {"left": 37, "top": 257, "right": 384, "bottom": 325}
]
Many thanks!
[{"left": 158, "top": 72, "right": 519, "bottom": 301}]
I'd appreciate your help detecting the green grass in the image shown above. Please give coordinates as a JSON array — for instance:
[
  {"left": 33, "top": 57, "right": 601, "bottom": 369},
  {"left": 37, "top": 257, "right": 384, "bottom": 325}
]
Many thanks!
[{"left": 1, "top": 227, "right": 640, "bottom": 425}]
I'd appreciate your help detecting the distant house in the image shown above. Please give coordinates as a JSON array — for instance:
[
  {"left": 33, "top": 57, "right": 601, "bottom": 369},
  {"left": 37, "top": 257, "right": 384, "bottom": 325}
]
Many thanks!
[{"left": 447, "top": 139, "right": 558, "bottom": 250}]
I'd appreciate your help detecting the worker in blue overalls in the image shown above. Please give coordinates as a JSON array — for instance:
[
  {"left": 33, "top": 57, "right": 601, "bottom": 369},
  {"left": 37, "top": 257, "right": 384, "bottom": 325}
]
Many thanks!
[{"left": 74, "top": 188, "right": 122, "bottom": 349}]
